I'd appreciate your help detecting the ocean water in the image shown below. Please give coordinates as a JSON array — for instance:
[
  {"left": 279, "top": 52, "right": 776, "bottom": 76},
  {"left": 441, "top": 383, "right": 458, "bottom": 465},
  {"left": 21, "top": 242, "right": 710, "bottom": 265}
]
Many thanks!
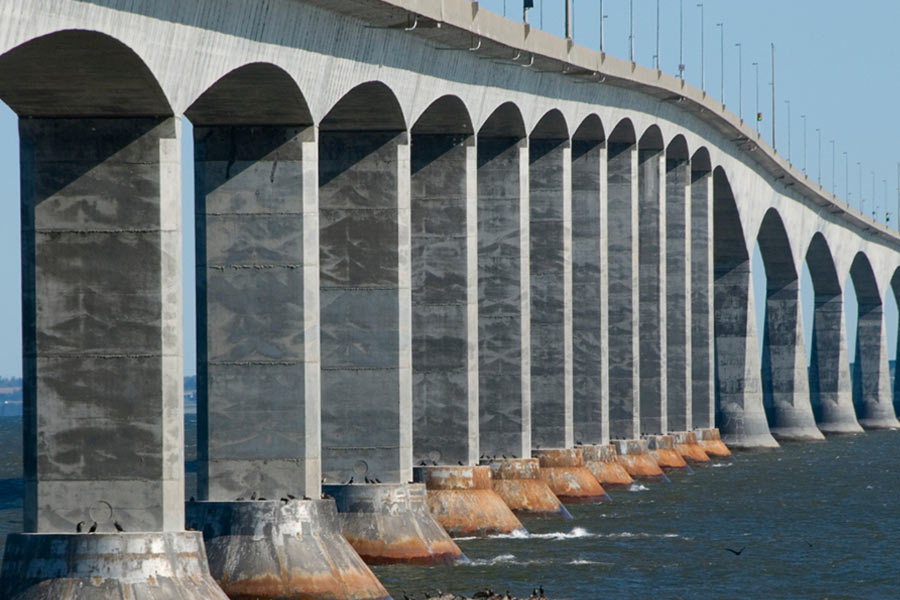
[{"left": 2, "top": 417, "right": 900, "bottom": 598}]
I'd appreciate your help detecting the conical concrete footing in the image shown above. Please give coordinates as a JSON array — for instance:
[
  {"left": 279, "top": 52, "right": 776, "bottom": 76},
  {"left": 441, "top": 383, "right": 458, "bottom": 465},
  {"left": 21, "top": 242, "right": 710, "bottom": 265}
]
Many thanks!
[
  {"left": 696, "top": 428, "right": 734, "bottom": 459},
  {"left": 483, "top": 458, "right": 572, "bottom": 519},
  {"left": 613, "top": 439, "right": 669, "bottom": 482},
  {"left": 646, "top": 435, "right": 690, "bottom": 472},
  {"left": 672, "top": 431, "right": 711, "bottom": 465},
  {"left": 533, "top": 449, "right": 610, "bottom": 503},
  {"left": 582, "top": 444, "right": 635, "bottom": 490}
]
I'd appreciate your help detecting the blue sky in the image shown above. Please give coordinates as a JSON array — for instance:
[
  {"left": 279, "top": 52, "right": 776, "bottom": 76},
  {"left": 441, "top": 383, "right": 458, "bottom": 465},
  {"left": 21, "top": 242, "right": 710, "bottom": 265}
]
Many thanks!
[{"left": 1, "top": 1, "right": 899, "bottom": 376}]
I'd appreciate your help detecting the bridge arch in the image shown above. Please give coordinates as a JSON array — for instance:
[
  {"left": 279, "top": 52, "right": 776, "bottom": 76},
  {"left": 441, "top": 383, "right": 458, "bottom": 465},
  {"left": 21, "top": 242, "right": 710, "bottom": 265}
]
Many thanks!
[
  {"left": 664, "top": 134, "right": 691, "bottom": 432},
  {"left": 849, "top": 253, "right": 900, "bottom": 429},
  {"left": 607, "top": 118, "right": 639, "bottom": 439},
  {"left": 755, "top": 209, "right": 821, "bottom": 440},
  {"left": 689, "top": 147, "right": 715, "bottom": 429},
  {"left": 713, "top": 167, "right": 777, "bottom": 447},
  {"left": 410, "top": 94, "right": 476, "bottom": 466},
  {"left": 318, "top": 79, "right": 410, "bottom": 483},
  {"left": 805, "top": 233, "right": 861, "bottom": 433},
  {"left": 571, "top": 114, "right": 607, "bottom": 444}
]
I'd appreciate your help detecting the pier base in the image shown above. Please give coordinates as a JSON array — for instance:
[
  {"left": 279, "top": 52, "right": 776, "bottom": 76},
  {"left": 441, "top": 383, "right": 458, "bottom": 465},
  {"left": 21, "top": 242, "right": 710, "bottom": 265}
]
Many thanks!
[
  {"left": 646, "top": 435, "right": 689, "bottom": 471},
  {"left": 582, "top": 444, "right": 635, "bottom": 490},
  {"left": 696, "top": 428, "right": 733, "bottom": 460},
  {"left": 0, "top": 531, "right": 227, "bottom": 599},
  {"left": 323, "top": 483, "right": 464, "bottom": 565},
  {"left": 672, "top": 431, "right": 711, "bottom": 465},
  {"left": 414, "top": 465, "right": 526, "bottom": 537},
  {"left": 185, "top": 499, "right": 389, "bottom": 600},
  {"left": 483, "top": 458, "right": 572, "bottom": 519},
  {"left": 613, "top": 439, "right": 669, "bottom": 482},
  {"left": 533, "top": 449, "right": 610, "bottom": 503}
]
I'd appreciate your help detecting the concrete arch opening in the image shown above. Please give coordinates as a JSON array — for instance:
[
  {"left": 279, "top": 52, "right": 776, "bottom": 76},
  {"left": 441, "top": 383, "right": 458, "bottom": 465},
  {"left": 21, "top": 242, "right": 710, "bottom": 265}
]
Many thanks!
[
  {"left": 318, "top": 81, "right": 409, "bottom": 484},
  {"left": 571, "top": 115, "right": 607, "bottom": 445},
  {"left": 805, "top": 233, "right": 861, "bottom": 433},
  {"left": 410, "top": 95, "right": 475, "bottom": 467},
  {"left": 713, "top": 168, "right": 777, "bottom": 448},
  {"left": 848, "top": 253, "right": 899, "bottom": 429},
  {"left": 607, "top": 119, "right": 638, "bottom": 440},
  {"left": 637, "top": 126, "right": 666, "bottom": 436},
  {"left": 690, "top": 148, "right": 715, "bottom": 430},
  {"left": 529, "top": 109, "right": 571, "bottom": 450},
  {"left": 756, "top": 209, "right": 822, "bottom": 440},
  {"left": 477, "top": 102, "right": 529, "bottom": 459},
  {"left": 665, "top": 135, "right": 690, "bottom": 433}
]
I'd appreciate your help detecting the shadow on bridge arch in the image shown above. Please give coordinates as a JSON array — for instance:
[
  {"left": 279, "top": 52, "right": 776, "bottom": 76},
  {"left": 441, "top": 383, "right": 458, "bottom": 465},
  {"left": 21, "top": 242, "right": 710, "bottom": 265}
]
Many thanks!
[
  {"left": 805, "top": 233, "right": 862, "bottom": 433},
  {"left": 476, "top": 101, "right": 530, "bottom": 458},
  {"left": 185, "top": 62, "right": 318, "bottom": 506},
  {"left": 664, "top": 135, "right": 691, "bottom": 432},
  {"left": 712, "top": 168, "right": 778, "bottom": 448},
  {"left": 637, "top": 125, "right": 666, "bottom": 435},
  {"left": 755, "top": 209, "right": 822, "bottom": 440},
  {"left": 409, "top": 94, "right": 475, "bottom": 466},
  {"left": 849, "top": 253, "right": 900, "bottom": 429},
  {"left": 607, "top": 118, "right": 638, "bottom": 440},
  {"left": 529, "top": 109, "right": 571, "bottom": 449},
  {"left": 0, "top": 30, "right": 186, "bottom": 533},
  {"left": 571, "top": 114, "right": 606, "bottom": 445},
  {"left": 318, "top": 81, "right": 410, "bottom": 483},
  {"left": 690, "top": 148, "right": 715, "bottom": 429}
]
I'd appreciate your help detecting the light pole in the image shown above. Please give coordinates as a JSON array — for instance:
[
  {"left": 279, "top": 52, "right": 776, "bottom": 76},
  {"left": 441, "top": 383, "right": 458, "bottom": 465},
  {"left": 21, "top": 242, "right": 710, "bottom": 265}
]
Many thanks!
[
  {"left": 735, "top": 42, "right": 742, "bottom": 120},
  {"left": 858, "top": 161, "right": 863, "bottom": 213},
  {"left": 830, "top": 140, "right": 835, "bottom": 194},
  {"left": 630, "top": 0, "right": 635, "bottom": 63},
  {"left": 844, "top": 152, "right": 849, "bottom": 204},
  {"left": 872, "top": 171, "right": 876, "bottom": 218},
  {"left": 816, "top": 128, "right": 821, "bottom": 185},
  {"left": 801, "top": 114, "right": 806, "bottom": 175},
  {"left": 785, "top": 100, "right": 791, "bottom": 163},
  {"left": 655, "top": 0, "right": 661, "bottom": 70},
  {"left": 752, "top": 61, "right": 759, "bottom": 134},
  {"left": 679, "top": 0, "right": 684, "bottom": 79},
  {"left": 698, "top": 3, "right": 705, "bottom": 93},
  {"left": 565, "top": 0, "right": 572, "bottom": 40},
  {"left": 717, "top": 23, "right": 724, "bottom": 105},
  {"left": 883, "top": 179, "right": 888, "bottom": 222},
  {"left": 600, "top": 0, "right": 604, "bottom": 52},
  {"left": 770, "top": 43, "right": 776, "bottom": 151}
]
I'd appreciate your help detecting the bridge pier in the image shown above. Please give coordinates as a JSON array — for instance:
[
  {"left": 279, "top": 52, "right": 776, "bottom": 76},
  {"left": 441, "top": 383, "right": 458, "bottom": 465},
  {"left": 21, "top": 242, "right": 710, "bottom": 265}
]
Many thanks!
[
  {"left": 533, "top": 448, "right": 610, "bottom": 503},
  {"left": 483, "top": 458, "right": 572, "bottom": 519},
  {"left": 646, "top": 435, "right": 689, "bottom": 471},
  {"left": 581, "top": 444, "right": 635, "bottom": 490},
  {"left": 690, "top": 154, "right": 716, "bottom": 433},
  {"left": 672, "top": 431, "right": 711, "bottom": 465},
  {"left": 613, "top": 439, "right": 668, "bottom": 483}
]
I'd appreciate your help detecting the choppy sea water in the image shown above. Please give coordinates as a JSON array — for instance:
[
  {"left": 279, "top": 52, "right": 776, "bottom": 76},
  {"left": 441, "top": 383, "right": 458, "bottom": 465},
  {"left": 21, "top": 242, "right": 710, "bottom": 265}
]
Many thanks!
[{"left": 2, "top": 417, "right": 900, "bottom": 598}]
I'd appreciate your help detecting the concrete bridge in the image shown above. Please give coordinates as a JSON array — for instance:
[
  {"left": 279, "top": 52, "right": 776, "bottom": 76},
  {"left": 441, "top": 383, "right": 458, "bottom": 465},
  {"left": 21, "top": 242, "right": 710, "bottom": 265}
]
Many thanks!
[{"left": 1, "top": 0, "right": 899, "bottom": 598}]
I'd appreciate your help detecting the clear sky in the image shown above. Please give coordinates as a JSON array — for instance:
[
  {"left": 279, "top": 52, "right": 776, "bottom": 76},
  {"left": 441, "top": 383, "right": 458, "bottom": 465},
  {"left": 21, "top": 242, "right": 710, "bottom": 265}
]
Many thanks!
[{"left": 0, "top": 0, "right": 899, "bottom": 377}]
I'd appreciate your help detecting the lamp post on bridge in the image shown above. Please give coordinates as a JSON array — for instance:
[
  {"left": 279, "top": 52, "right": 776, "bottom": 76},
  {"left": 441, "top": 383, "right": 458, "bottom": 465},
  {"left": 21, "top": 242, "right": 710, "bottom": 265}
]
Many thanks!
[
  {"left": 872, "top": 171, "right": 876, "bottom": 219},
  {"left": 630, "top": 0, "right": 635, "bottom": 63},
  {"left": 735, "top": 42, "right": 742, "bottom": 121},
  {"left": 830, "top": 140, "right": 835, "bottom": 194},
  {"left": 785, "top": 99, "right": 791, "bottom": 163},
  {"left": 801, "top": 114, "right": 806, "bottom": 175},
  {"left": 716, "top": 22, "right": 724, "bottom": 105},
  {"left": 655, "top": 0, "right": 660, "bottom": 69},
  {"left": 698, "top": 3, "right": 705, "bottom": 93},
  {"left": 679, "top": 0, "right": 685, "bottom": 79},
  {"left": 858, "top": 161, "right": 863, "bottom": 214},
  {"left": 752, "top": 61, "right": 759, "bottom": 134},
  {"left": 600, "top": 0, "right": 605, "bottom": 52}
]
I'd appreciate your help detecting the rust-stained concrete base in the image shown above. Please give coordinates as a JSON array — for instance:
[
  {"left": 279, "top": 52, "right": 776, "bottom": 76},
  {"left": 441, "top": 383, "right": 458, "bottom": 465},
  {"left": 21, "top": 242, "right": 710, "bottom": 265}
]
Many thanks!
[
  {"left": 414, "top": 465, "right": 526, "bottom": 537},
  {"left": 0, "top": 531, "right": 228, "bottom": 599},
  {"left": 672, "top": 431, "right": 711, "bottom": 465},
  {"left": 582, "top": 444, "right": 635, "bottom": 490},
  {"left": 533, "top": 449, "right": 610, "bottom": 503},
  {"left": 697, "top": 428, "right": 734, "bottom": 460},
  {"left": 646, "top": 435, "right": 690, "bottom": 472},
  {"left": 613, "top": 439, "right": 670, "bottom": 482},
  {"left": 185, "top": 499, "right": 389, "bottom": 600},
  {"left": 483, "top": 458, "right": 572, "bottom": 519},
  {"left": 323, "top": 483, "right": 465, "bottom": 566}
]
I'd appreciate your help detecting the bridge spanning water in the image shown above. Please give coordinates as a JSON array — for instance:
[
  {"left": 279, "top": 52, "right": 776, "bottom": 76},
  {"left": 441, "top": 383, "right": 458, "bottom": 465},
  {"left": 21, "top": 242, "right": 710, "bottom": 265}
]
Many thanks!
[{"left": 1, "top": 1, "right": 900, "bottom": 598}]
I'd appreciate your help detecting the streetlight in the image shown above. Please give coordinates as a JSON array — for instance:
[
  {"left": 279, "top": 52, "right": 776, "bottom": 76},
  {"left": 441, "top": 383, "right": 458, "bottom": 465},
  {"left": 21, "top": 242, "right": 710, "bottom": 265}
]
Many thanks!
[
  {"left": 679, "top": 0, "right": 685, "bottom": 79},
  {"left": 872, "top": 171, "right": 876, "bottom": 218},
  {"left": 800, "top": 114, "right": 806, "bottom": 175},
  {"left": 770, "top": 43, "right": 776, "bottom": 151},
  {"left": 716, "top": 23, "right": 724, "bottom": 105},
  {"left": 830, "top": 140, "right": 835, "bottom": 194},
  {"left": 655, "top": 0, "right": 661, "bottom": 70},
  {"left": 844, "top": 152, "right": 849, "bottom": 204},
  {"left": 698, "top": 3, "right": 705, "bottom": 93},
  {"left": 858, "top": 161, "right": 863, "bottom": 214},
  {"left": 600, "top": 0, "right": 605, "bottom": 52},
  {"left": 735, "top": 43, "right": 742, "bottom": 121},
  {"left": 630, "top": 0, "right": 635, "bottom": 63},
  {"left": 785, "top": 99, "right": 791, "bottom": 163},
  {"left": 752, "top": 61, "right": 759, "bottom": 134}
]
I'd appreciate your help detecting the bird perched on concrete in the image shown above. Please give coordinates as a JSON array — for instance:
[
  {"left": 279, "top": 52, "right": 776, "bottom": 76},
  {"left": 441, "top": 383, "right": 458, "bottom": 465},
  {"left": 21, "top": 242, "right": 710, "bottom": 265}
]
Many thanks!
[
  {"left": 76, "top": 521, "right": 85, "bottom": 533},
  {"left": 287, "top": 494, "right": 296, "bottom": 500},
  {"left": 347, "top": 476, "right": 354, "bottom": 484},
  {"left": 250, "top": 491, "right": 258, "bottom": 500},
  {"left": 88, "top": 522, "right": 97, "bottom": 533},
  {"left": 114, "top": 521, "right": 125, "bottom": 532}
]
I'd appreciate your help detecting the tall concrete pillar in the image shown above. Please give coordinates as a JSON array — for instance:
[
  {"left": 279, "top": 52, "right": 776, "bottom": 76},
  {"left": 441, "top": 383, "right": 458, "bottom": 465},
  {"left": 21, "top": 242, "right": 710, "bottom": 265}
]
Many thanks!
[
  {"left": 712, "top": 169, "right": 778, "bottom": 448},
  {"left": 809, "top": 293, "right": 861, "bottom": 433},
  {"left": 607, "top": 122, "right": 640, "bottom": 440},
  {"left": 638, "top": 129, "right": 666, "bottom": 435},
  {"left": 529, "top": 115, "right": 572, "bottom": 450},
  {"left": 690, "top": 155, "right": 715, "bottom": 430},
  {"left": 410, "top": 100, "right": 523, "bottom": 538},
  {"left": 318, "top": 84, "right": 461, "bottom": 565},
  {"left": 665, "top": 140, "right": 691, "bottom": 432},
  {"left": 891, "top": 273, "right": 900, "bottom": 420},
  {"left": 571, "top": 119, "right": 608, "bottom": 446},
  {"left": 853, "top": 296, "right": 899, "bottom": 429}
]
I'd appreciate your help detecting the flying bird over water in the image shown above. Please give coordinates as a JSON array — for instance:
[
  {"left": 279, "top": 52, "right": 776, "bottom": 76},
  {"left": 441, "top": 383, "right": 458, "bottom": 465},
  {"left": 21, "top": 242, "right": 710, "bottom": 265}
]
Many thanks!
[{"left": 724, "top": 547, "right": 745, "bottom": 555}]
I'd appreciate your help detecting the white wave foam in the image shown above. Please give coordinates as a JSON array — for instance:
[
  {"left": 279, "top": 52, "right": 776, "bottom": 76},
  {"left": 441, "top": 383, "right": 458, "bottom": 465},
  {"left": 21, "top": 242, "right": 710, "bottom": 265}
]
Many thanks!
[
  {"left": 529, "top": 527, "right": 594, "bottom": 540},
  {"left": 628, "top": 483, "right": 649, "bottom": 492},
  {"left": 711, "top": 462, "right": 733, "bottom": 468},
  {"left": 465, "top": 553, "right": 518, "bottom": 566},
  {"left": 603, "top": 531, "right": 687, "bottom": 540}
]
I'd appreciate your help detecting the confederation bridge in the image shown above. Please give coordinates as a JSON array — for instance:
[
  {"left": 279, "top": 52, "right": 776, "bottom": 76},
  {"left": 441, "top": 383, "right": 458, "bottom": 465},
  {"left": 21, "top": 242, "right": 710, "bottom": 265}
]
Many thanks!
[{"left": 2, "top": 0, "right": 900, "bottom": 598}]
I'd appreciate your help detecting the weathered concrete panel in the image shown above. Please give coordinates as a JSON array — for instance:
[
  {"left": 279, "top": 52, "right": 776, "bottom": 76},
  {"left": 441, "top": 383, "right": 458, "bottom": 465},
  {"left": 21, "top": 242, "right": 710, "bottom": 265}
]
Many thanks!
[
  {"left": 665, "top": 158, "right": 690, "bottom": 432},
  {"left": 809, "top": 294, "right": 861, "bottom": 432},
  {"left": 853, "top": 305, "right": 899, "bottom": 429},
  {"left": 690, "top": 170, "right": 714, "bottom": 429},
  {"left": 21, "top": 117, "right": 183, "bottom": 533}
]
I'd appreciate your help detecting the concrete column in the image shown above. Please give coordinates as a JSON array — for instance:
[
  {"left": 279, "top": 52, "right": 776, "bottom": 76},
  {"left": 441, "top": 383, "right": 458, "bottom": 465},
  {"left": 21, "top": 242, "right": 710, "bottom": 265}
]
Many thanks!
[
  {"left": 571, "top": 139, "right": 607, "bottom": 445},
  {"left": 665, "top": 156, "right": 691, "bottom": 432},
  {"left": 607, "top": 141, "right": 640, "bottom": 440},
  {"left": 411, "top": 134, "right": 475, "bottom": 466},
  {"left": 853, "top": 304, "right": 899, "bottom": 429},
  {"left": 20, "top": 117, "right": 184, "bottom": 534},
  {"left": 194, "top": 125, "right": 319, "bottom": 502},
  {"left": 319, "top": 131, "right": 411, "bottom": 484},
  {"left": 690, "top": 169, "right": 714, "bottom": 429},
  {"left": 478, "top": 137, "right": 530, "bottom": 459},
  {"left": 760, "top": 279, "right": 823, "bottom": 440},
  {"left": 529, "top": 138, "right": 571, "bottom": 449},
  {"left": 809, "top": 293, "right": 861, "bottom": 433},
  {"left": 638, "top": 147, "right": 666, "bottom": 435}
]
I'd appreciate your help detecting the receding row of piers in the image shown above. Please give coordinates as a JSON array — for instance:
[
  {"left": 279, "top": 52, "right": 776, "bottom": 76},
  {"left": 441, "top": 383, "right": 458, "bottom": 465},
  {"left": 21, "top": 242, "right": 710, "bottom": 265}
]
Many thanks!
[{"left": 1, "top": 30, "right": 899, "bottom": 600}]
